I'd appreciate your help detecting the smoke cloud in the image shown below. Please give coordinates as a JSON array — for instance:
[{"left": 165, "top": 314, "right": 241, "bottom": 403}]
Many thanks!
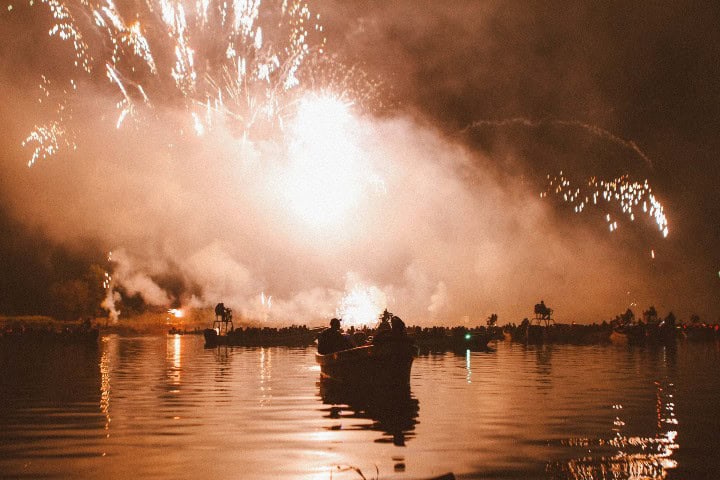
[
  {"left": 1, "top": 1, "right": 718, "bottom": 325},
  {"left": 0, "top": 82, "right": 675, "bottom": 326}
]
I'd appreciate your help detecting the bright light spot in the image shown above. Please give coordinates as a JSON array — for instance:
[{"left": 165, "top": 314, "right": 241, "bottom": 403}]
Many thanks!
[
  {"left": 337, "top": 282, "right": 386, "bottom": 327},
  {"left": 168, "top": 308, "right": 184, "bottom": 318},
  {"left": 281, "top": 95, "right": 377, "bottom": 229},
  {"left": 261, "top": 292, "right": 272, "bottom": 309},
  {"left": 651, "top": 249, "right": 655, "bottom": 259},
  {"left": 465, "top": 333, "right": 472, "bottom": 340},
  {"left": 192, "top": 112, "right": 204, "bottom": 136}
]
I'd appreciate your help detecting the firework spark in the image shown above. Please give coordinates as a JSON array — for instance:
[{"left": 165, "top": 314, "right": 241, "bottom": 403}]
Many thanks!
[
  {"left": 337, "top": 282, "right": 387, "bottom": 327},
  {"left": 543, "top": 171, "right": 670, "bottom": 246},
  {"left": 19, "top": 0, "right": 364, "bottom": 164},
  {"left": 101, "top": 251, "right": 121, "bottom": 323}
]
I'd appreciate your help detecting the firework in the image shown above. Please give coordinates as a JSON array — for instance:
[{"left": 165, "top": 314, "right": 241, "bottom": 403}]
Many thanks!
[
  {"left": 17, "top": 0, "right": 378, "bottom": 164},
  {"left": 337, "top": 282, "right": 387, "bottom": 327},
  {"left": 22, "top": 76, "right": 77, "bottom": 167},
  {"left": 101, "top": 251, "right": 121, "bottom": 323},
  {"left": 543, "top": 171, "right": 669, "bottom": 247}
]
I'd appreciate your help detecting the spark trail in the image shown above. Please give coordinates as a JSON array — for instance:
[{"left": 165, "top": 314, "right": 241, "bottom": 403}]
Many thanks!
[{"left": 465, "top": 117, "right": 654, "bottom": 169}]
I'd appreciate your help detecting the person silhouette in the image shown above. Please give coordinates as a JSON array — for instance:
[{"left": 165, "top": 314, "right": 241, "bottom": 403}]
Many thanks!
[{"left": 317, "top": 318, "right": 353, "bottom": 354}]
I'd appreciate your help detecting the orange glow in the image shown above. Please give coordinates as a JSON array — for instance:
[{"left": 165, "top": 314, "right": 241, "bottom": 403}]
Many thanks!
[
  {"left": 281, "top": 95, "right": 378, "bottom": 229},
  {"left": 337, "top": 282, "right": 386, "bottom": 327}
]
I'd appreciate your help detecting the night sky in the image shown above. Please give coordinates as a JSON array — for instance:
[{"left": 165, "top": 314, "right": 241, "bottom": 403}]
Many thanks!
[{"left": 0, "top": 1, "right": 718, "bottom": 324}]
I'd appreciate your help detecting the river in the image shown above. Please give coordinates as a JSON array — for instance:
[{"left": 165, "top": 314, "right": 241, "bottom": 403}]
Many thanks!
[{"left": 1, "top": 335, "right": 718, "bottom": 479}]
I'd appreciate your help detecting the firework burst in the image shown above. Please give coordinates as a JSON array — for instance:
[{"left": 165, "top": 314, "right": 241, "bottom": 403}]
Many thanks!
[
  {"left": 542, "top": 171, "right": 669, "bottom": 255},
  {"left": 17, "top": 0, "right": 378, "bottom": 164}
]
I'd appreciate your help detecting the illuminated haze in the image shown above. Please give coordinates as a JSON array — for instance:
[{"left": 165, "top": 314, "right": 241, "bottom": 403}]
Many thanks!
[{"left": 1, "top": 1, "right": 718, "bottom": 325}]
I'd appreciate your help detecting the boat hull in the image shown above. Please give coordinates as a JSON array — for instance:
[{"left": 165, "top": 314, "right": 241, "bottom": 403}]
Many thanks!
[{"left": 315, "top": 338, "right": 417, "bottom": 386}]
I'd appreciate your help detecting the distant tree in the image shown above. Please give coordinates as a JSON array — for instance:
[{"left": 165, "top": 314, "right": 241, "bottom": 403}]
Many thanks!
[
  {"left": 487, "top": 313, "right": 498, "bottom": 327},
  {"left": 690, "top": 314, "right": 701, "bottom": 324},
  {"left": 49, "top": 264, "right": 107, "bottom": 320},
  {"left": 664, "top": 311, "right": 676, "bottom": 327},
  {"left": 620, "top": 308, "right": 635, "bottom": 325},
  {"left": 50, "top": 279, "right": 91, "bottom": 320},
  {"left": 85, "top": 264, "right": 107, "bottom": 316},
  {"left": 643, "top": 306, "right": 659, "bottom": 324}
]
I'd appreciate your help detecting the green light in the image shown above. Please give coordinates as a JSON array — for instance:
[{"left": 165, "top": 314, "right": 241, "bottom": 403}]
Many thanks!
[{"left": 465, "top": 333, "right": 472, "bottom": 340}]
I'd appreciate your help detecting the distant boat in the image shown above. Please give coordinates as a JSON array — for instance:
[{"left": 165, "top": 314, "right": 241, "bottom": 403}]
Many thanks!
[
  {"left": 203, "top": 326, "right": 320, "bottom": 347},
  {"left": 610, "top": 323, "right": 677, "bottom": 345},
  {"left": 0, "top": 325, "right": 99, "bottom": 344},
  {"left": 411, "top": 331, "right": 492, "bottom": 352},
  {"left": 315, "top": 336, "right": 417, "bottom": 386}
]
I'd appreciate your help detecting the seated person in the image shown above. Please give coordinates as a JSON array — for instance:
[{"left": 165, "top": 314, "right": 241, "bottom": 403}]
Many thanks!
[
  {"left": 317, "top": 318, "right": 353, "bottom": 354},
  {"left": 374, "top": 315, "right": 408, "bottom": 344},
  {"left": 391, "top": 316, "right": 406, "bottom": 335}
]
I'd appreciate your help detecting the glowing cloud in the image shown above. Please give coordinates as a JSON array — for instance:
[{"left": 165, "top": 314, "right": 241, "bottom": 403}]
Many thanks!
[{"left": 281, "top": 94, "right": 382, "bottom": 229}]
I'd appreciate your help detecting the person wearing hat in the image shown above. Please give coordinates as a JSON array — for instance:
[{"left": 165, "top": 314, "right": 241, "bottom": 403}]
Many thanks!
[{"left": 317, "top": 318, "right": 353, "bottom": 354}]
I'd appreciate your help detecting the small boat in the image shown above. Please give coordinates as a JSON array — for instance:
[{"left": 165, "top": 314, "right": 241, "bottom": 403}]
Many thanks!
[{"left": 315, "top": 336, "right": 417, "bottom": 386}]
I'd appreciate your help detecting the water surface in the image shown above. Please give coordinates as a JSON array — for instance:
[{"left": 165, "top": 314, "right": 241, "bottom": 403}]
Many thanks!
[{"left": 1, "top": 335, "right": 719, "bottom": 479}]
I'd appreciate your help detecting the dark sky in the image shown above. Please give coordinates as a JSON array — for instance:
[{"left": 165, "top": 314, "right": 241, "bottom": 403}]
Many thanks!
[
  {"left": 0, "top": 1, "right": 718, "bottom": 324},
  {"left": 318, "top": 0, "right": 720, "bottom": 315}
]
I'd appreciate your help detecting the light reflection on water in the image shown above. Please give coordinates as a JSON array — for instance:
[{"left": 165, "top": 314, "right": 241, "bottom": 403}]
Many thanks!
[{"left": 0, "top": 336, "right": 718, "bottom": 479}]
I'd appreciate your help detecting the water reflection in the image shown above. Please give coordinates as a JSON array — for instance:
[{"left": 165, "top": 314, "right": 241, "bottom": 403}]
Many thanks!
[
  {"left": 167, "top": 334, "right": 182, "bottom": 386},
  {"left": 3, "top": 337, "right": 717, "bottom": 479},
  {"left": 0, "top": 337, "right": 105, "bottom": 475},
  {"left": 317, "top": 379, "right": 419, "bottom": 446},
  {"left": 549, "top": 379, "right": 679, "bottom": 479},
  {"left": 531, "top": 344, "right": 555, "bottom": 391},
  {"left": 465, "top": 349, "right": 472, "bottom": 383},
  {"left": 260, "top": 347, "right": 273, "bottom": 405},
  {"left": 99, "top": 336, "right": 114, "bottom": 452},
  {"left": 209, "top": 344, "right": 233, "bottom": 395}
]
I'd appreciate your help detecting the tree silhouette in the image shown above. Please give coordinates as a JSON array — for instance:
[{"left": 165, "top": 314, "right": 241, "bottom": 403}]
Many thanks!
[
  {"left": 643, "top": 306, "right": 658, "bottom": 324},
  {"left": 620, "top": 308, "right": 635, "bottom": 324}
]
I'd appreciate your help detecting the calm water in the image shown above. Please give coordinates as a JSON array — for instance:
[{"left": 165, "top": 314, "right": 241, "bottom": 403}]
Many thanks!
[{"left": 1, "top": 335, "right": 719, "bottom": 479}]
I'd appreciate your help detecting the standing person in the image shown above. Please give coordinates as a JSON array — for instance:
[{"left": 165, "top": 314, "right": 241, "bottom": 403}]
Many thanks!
[{"left": 215, "top": 303, "right": 226, "bottom": 321}]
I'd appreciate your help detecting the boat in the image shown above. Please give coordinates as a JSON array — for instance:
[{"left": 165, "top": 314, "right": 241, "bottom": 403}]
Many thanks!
[
  {"left": 315, "top": 336, "right": 417, "bottom": 386},
  {"left": 610, "top": 322, "right": 677, "bottom": 345},
  {"left": 1, "top": 320, "right": 99, "bottom": 344},
  {"left": 204, "top": 303, "right": 235, "bottom": 346},
  {"left": 204, "top": 326, "right": 320, "bottom": 347},
  {"left": 410, "top": 328, "right": 492, "bottom": 353}
]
